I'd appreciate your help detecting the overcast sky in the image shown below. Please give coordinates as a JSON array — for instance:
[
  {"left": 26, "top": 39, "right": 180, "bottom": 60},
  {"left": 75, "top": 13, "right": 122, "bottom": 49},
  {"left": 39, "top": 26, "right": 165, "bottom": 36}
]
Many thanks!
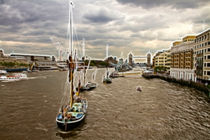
[{"left": 0, "top": 0, "right": 210, "bottom": 59}]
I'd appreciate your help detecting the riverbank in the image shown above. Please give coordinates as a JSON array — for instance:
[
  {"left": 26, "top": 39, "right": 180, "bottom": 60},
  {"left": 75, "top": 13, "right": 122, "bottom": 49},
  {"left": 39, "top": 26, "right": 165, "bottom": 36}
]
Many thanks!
[{"left": 142, "top": 73, "right": 210, "bottom": 98}]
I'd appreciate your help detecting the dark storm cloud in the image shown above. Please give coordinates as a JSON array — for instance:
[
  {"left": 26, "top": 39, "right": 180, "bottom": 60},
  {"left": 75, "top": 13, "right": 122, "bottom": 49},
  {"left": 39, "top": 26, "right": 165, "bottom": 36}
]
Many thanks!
[
  {"left": 84, "top": 9, "right": 118, "bottom": 24},
  {"left": 0, "top": 0, "right": 4, "bottom": 4},
  {"left": 0, "top": 0, "right": 66, "bottom": 26},
  {"left": 0, "top": 0, "right": 68, "bottom": 53},
  {"left": 116, "top": 0, "right": 209, "bottom": 9},
  {"left": 193, "top": 9, "right": 210, "bottom": 24}
]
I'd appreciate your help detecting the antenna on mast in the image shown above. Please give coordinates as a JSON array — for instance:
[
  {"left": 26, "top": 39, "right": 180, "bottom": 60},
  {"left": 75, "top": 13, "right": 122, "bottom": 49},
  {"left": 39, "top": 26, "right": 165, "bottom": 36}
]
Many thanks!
[
  {"left": 82, "top": 38, "right": 85, "bottom": 58},
  {"left": 69, "top": 1, "right": 74, "bottom": 56},
  {"left": 106, "top": 44, "right": 109, "bottom": 59}
]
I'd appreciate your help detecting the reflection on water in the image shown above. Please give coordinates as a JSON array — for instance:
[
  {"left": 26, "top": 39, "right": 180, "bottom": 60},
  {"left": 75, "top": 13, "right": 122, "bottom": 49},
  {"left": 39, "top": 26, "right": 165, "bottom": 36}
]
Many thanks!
[{"left": 0, "top": 69, "right": 210, "bottom": 140}]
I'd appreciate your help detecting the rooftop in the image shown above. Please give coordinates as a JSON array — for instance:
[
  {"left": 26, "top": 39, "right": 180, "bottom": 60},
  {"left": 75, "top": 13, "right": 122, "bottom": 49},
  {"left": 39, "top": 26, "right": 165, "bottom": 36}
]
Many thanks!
[
  {"left": 196, "top": 28, "right": 210, "bottom": 37},
  {"left": 10, "top": 53, "right": 52, "bottom": 57}
]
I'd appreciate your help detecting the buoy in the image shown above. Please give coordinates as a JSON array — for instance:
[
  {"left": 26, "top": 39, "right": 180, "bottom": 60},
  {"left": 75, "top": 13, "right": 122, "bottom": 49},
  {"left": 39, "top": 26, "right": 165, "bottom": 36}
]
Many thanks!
[{"left": 136, "top": 86, "right": 142, "bottom": 92}]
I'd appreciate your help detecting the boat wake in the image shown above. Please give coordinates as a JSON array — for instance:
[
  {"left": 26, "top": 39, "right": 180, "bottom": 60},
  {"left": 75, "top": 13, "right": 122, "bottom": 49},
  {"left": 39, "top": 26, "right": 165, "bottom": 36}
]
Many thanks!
[
  {"left": 2, "top": 79, "right": 25, "bottom": 82},
  {"left": 35, "top": 123, "right": 48, "bottom": 132}
]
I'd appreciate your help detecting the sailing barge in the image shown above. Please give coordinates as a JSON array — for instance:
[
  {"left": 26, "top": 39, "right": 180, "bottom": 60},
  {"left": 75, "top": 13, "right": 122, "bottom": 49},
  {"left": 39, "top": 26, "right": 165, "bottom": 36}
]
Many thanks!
[{"left": 56, "top": 1, "right": 88, "bottom": 131}]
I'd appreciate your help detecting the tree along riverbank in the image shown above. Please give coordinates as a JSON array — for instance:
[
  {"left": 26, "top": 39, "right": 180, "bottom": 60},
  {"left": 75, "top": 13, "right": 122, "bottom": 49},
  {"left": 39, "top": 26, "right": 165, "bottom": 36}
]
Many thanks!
[
  {"left": 0, "top": 61, "right": 29, "bottom": 70},
  {"left": 142, "top": 73, "right": 210, "bottom": 98}
]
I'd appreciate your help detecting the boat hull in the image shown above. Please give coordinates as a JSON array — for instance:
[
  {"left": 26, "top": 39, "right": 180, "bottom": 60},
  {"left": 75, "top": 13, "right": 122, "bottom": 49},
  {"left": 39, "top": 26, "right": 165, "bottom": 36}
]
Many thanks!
[
  {"left": 77, "top": 83, "right": 97, "bottom": 92},
  {"left": 86, "top": 83, "right": 97, "bottom": 90},
  {"left": 56, "top": 115, "right": 86, "bottom": 131},
  {"left": 87, "top": 86, "right": 96, "bottom": 91},
  {"left": 103, "top": 78, "right": 112, "bottom": 84},
  {"left": 6, "top": 68, "right": 28, "bottom": 72}
]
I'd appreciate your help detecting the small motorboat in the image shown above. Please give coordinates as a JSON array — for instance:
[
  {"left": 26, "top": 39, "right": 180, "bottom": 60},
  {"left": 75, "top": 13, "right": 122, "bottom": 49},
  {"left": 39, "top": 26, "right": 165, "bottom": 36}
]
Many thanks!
[
  {"left": 78, "top": 82, "right": 97, "bottom": 92},
  {"left": 136, "top": 86, "right": 142, "bottom": 92},
  {"left": 0, "top": 73, "right": 27, "bottom": 81}
]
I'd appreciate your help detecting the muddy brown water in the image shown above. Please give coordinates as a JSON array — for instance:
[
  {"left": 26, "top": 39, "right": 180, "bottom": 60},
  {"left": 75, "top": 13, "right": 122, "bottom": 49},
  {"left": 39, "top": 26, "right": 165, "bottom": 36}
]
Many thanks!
[{"left": 0, "top": 69, "right": 210, "bottom": 140}]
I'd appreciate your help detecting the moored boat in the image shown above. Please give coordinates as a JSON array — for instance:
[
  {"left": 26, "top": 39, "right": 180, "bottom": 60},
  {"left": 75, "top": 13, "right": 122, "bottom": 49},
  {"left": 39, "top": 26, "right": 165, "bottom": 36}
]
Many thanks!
[
  {"left": 77, "top": 60, "right": 97, "bottom": 92},
  {"left": 103, "top": 77, "right": 112, "bottom": 83},
  {"left": 5, "top": 68, "right": 28, "bottom": 72},
  {"left": 0, "top": 73, "right": 27, "bottom": 81},
  {"left": 80, "top": 82, "right": 97, "bottom": 91},
  {"left": 103, "top": 71, "right": 112, "bottom": 84}
]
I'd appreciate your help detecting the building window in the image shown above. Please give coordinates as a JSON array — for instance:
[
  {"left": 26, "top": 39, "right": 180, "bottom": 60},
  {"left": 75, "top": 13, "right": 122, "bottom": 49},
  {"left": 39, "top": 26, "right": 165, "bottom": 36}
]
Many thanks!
[
  {"left": 204, "top": 71, "right": 207, "bottom": 75},
  {"left": 208, "top": 48, "right": 210, "bottom": 52},
  {"left": 207, "top": 71, "right": 210, "bottom": 76},
  {"left": 208, "top": 55, "right": 210, "bottom": 59},
  {"left": 208, "top": 63, "right": 210, "bottom": 67},
  {"left": 208, "top": 41, "right": 210, "bottom": 45}
]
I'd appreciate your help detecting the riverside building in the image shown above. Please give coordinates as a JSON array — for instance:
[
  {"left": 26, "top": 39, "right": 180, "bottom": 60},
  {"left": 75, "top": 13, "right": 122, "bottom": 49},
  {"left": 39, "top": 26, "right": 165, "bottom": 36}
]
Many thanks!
[
  {"left": 128, "top": 53, "right": 133, "bottom": 66},
  {"left": 147, "top": 51, "right": 152, "bottom": 67},
  {"left": 194, "top": 29, "right": 210, "bottom": 82},
  {"left": 0, "top": 49, "right": 4, "bottom": 57},
  {"left": 153, "top": 50, "right": 171, "bottom": 69},
  {"left": 170, "top": 36, "right": 196, "bottom": 82}
]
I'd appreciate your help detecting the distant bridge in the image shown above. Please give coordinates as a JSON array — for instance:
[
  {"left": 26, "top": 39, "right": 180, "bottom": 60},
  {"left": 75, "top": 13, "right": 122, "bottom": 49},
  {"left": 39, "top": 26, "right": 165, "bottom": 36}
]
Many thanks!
[{"left": 133, "top": 56, "right": 147, "bottom": 58}]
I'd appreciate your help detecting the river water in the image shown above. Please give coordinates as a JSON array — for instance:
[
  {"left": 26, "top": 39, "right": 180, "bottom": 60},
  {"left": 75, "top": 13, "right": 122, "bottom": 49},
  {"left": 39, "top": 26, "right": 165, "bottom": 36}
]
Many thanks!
[{"left": 0, "top": 69, "right": 210, "bottom": 140}]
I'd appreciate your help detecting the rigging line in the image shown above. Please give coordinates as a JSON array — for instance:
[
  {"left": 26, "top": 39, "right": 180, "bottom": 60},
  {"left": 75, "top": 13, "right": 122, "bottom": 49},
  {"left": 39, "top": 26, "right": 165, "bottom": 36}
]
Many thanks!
[
  {"left": 73, "top": 25, "right": 83, "bottom": 58},
  {"left": 59, "top": 79, "right": 70, "bottom": 108},
  {"left": 59, "top": 0, "right": 73, "bottom": 108},
  {"left": 72, "top": 13, "right": 83, "bottom": 58},
  {"left": 66, "top": 14, "right": 70, "bottom": 58}
]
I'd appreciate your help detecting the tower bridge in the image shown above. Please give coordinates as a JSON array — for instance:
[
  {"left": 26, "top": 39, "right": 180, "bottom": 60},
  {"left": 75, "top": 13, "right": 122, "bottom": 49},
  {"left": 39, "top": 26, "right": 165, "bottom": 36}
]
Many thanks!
[
  {"left": 133, "top": 56, "right": 147, "bottom": 58},
  {"left": 128, "top": 51, "right": 152, "bottom": 67}
]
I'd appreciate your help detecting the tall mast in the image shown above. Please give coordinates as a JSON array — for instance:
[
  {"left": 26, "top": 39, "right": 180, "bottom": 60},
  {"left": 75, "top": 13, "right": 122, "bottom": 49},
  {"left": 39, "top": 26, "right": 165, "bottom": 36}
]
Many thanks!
[
  {"left": 69, "top": 1, "right": 74, "bottom": 107},
  {"left": 82, "top": 38, "right": 85, "bottom": 58},
  {"left": 106, "top": 44, "right": 109, "bottom": 78},
  {"left": 83, "top": 68, "right": 86, "bottom": 85},
  {"left": 69, "top": 1, "right": 74, "bottom": 55},
  {"left": 84, "top": 58, "right": 91, "bottom": 85},
  {"left": 106, "top": 44, "right": 109, "bottom": 59}
]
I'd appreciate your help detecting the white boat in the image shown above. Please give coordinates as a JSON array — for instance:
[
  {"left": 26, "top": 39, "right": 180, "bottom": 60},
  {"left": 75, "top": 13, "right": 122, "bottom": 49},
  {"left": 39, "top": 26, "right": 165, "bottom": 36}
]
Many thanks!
[
  {"left": 0, "top": 70, "right": 7, "bottom": 74},
  {"left": 103, "top": 44, "right": 112, "bottom": 84},
  {"left": 78, "top": 60, "right": 97, "bottom": 92},
  {"left": 0, "top": 73, "right": 27, "bottom": 81}
]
